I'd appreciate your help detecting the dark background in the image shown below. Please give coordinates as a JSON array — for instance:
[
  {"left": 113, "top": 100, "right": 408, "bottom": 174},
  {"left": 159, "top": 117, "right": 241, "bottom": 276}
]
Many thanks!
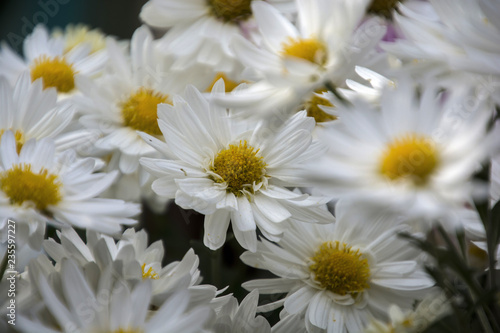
[{"left": 0, "top": 0, "right": 146, "bottom": 53}]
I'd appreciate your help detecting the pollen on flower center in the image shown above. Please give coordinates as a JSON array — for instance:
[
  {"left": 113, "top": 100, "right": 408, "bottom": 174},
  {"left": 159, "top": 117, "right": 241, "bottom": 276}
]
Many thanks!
[
  {"left": 281, "top": 37, "right": 328, "bottom": 66},
  {"left": 30, "top": 55, "right": 77, "bottom": 93},
  {"left": 210, "top": 140, "right": 267, "bottom": 196},
  {"left": 120, "top": 88, "right": 170, "bottom": 136},
  {"left": 0, "top": 164, "right": 62, "bottom": 210},
  {"left": 309, "top": 241, "right": 370, "bottom": 295},
  {"left": 208, "top": 0, "right": 252, "bottom": 22},
  {"left": 303, "top": 89, "right": 336, "bottom": 123},
  {"left": 141, "top": 263, "right": 159, "bottom": 280},
  {"left": 380, "top": 133, "right": 439, "bottom": 185}
]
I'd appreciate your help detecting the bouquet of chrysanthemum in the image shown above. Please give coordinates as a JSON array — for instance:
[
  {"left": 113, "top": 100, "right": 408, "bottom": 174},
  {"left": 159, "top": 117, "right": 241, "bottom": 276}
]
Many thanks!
[{"left": 1, "top": 0, "right": 500, "bottom": 332}]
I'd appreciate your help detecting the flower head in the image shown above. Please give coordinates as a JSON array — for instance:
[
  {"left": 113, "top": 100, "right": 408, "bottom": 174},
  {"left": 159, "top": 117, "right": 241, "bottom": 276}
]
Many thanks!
[{"left": 140, "top": 82, "right": 334, "bottom": 251}]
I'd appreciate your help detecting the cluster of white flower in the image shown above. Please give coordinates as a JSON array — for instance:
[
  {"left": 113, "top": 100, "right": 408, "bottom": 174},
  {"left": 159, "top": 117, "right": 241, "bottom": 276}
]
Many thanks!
[{"left": 1, "top": 0, "right": 499, "bottom": 332}]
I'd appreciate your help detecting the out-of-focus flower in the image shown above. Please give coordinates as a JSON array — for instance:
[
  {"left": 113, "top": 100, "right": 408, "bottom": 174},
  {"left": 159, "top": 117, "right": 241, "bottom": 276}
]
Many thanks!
[
  {"left": 0, "top": 25, "right": 108, "bottom": 96},
  {"left": 0, "top": 72, "right": 96, "bottom": 153},
  {"left": 75, "top": 26, "right": 184, "bottom": 208},
  {"left": 17, "top": 258, "right": 212, "bottom": 333},
  {"left": 43, "top": 227, "right": 221, "bottom": 307},
  {"left": 383, "top": 0, "right": 500, "bottom": 105},
  {"left": 140, "top": 0, "right": 295, "bottom": 71},
  {"left": 213, "top": 0, "right": 386, "bottom": 119},
  {"left": 364, "top": 293, "right": 451, "bottom": 333},
  {"left": 241, "top": 200, "right": 434, "bottom": 332},
  {"left": 307, "top": 76, "right": 492, "bottom": 222},
  {"left": 76, "top": 26, "right": 174, "bottom": 174},
  {"left": 0, "top": 131, "right": 139, "bottom": 249},
  {"left": 140, "top": 83, "right": 334, "bottom": 251}
]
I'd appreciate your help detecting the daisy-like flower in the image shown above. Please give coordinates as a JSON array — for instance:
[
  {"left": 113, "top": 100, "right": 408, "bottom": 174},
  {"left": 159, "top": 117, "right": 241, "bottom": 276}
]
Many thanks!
[
  {"left": 42, "top": 227, "right": 221, "bottom": 307},
  {"left": 76, "top": 26, "right": 179, "bottom": 174},
  {"left": 307, "top": 76, "right": 492, "bottom": 221},
  {"left": 140, "top": 82, "right": 334, "bottom": 252},
  {"left": 17, "top": 258, "right": 212, "bottom": 333},
  {"left": 241, "top": 200, "right": 434, "bottom": 333},
  {"left": 0, "top": 24, "right": 108, "bottom": 96},
  {"left": 213, "top": 0, "right": 387, "bottom": 118},
  {"left": 140, "top": 0, "right": 294, "bottom": 71},
  {"left": 0, "top": 72, "right": 96, "bottom": 153},
  {"left": 0, "top": 131, "right": 139, "bottom": 249}
]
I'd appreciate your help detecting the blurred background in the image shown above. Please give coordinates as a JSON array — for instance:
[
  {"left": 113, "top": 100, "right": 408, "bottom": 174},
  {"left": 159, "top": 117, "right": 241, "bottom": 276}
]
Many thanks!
[{"left": 0, "top": 0, "right": 146, "bottom": 53}]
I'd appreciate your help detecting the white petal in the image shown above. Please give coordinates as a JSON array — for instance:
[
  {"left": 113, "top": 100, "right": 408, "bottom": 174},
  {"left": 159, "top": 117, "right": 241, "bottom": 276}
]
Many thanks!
[{"left": 203, "top": 209, "right": 231, "bottom": 250}]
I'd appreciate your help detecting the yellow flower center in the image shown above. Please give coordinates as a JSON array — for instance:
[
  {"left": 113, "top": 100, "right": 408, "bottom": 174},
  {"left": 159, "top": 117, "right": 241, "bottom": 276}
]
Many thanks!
[
  {"left": 0, "top": 164, "right": 62, "bottom": 210},
  {"left": 281, "top": 37, "right": 328, "bottom": 66},
  {"left": 120, "top": 88, "right": 170, "bottom": 136},
  {"left": 309, "top": 241, "right": 370, "bottom": 295},
  {"left": 368, "top": 0, "right": 402, "bottom": 17},
  {"left": 205, "top": 72, "right": 243, "bottom": 93},
  {"left": 210, "top": 140, "right": 267, "bottom": 196},
  {"left": 30, "top": 55, "right": 77, "bottom": 93},
  {"left": 208, "top": 0, "right": 252, "bottom": 22},
  {"left": 380, "top": 133, "right": 439, "bottom": 185},
  {"left": 0, "top": 130, "right": 25, "bottom": 153},
  {"left": 141, "top": 263, "right": 159, "bottom": 280},
  {"left": 303, "top": 89, "right": 336, "bottom": 123},
  {"left": 56, "top": 24, "right": 106, "bottom": 54}
]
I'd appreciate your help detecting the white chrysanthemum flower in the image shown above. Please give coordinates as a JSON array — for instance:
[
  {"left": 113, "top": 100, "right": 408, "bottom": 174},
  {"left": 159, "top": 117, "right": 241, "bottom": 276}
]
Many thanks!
[
  {"left": 241, "top": 200, "right": 434, "bottom": 333},
  {"left": 139, "top": 83, "right": 334, "bottom": 252},
  {"left": 18, "top": 258, "right": 212, "bottom": 333},
  {"left": 383, "top": 0, "right": 500, "bottom": 105},
  {"left": 213, "top": 0, "right": 386, "bottom": 118},
  {"left": 0, "top": 131, "right": 139, "bottom": 249},
  {"left": 42, "top": 227, "right": 220, "bottom": 307},
  {"left": 140, "top": 0, "right": 294, "bottom": 71},
  {"left": 76, "top": 26, "right": 179, "bottom": 174},
  {"left": 0, "top": 72, "right": 97, "bottom": 152},
  {"left": 0, "top": 24, "right": 108, "bottom": 96},
  {"left": 307, "top": 76, "right": 492, "bottom": 221},
  {"left": 363, "top": 293, "right": 451, "bottom": 333}
]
